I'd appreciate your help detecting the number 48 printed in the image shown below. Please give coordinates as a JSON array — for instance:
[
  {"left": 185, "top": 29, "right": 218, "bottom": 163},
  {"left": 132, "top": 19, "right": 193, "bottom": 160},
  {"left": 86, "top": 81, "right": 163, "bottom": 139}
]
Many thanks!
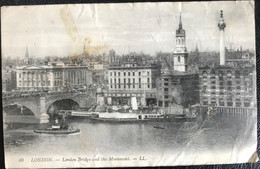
[{"left": 18, "top": 158, "right": 24, "bottom": 162}]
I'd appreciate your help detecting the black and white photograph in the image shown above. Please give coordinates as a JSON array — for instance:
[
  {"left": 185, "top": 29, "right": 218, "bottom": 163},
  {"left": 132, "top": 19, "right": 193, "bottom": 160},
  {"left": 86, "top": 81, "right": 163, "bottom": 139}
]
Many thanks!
[{"left": 1, "top": 1, "right": 258, "bottom": 168}]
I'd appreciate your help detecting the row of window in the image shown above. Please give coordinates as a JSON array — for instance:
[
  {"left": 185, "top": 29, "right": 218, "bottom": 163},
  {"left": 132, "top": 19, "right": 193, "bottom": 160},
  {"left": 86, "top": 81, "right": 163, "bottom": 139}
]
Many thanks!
[
  {"left": 18, "top": 81, "right": 51, "bottom": 87},
  {"left": 54, "top": 80, "right": 62, "bottom": 86},
  {"left": 54, "top": 72, "right": 62, "bottom": 78},
  {"left": 67, "top": 76, "right": 88, "bottom": 83},
  {"left": 204, "top": 92, "right": 246, "bottom": 96},
  {"left": 19, "top": 80, "right": 47, "bottom": 83},
  {"left": 158, "top": 101, "right": 169, "bottom": 107},
  {"left": 202, "top": 101, "right": 251, "bottom": 107},
  {"left": 176, "top": 38, "right": 185, "bottom": 45},
  {"left": 202, "top": 84, "right": 250, "bottom": 91},
  {"left": 210, "top": 86, "right": 243, "bottom": 90},
  {"left": 203, "top": 91, "right": 249, "bottom": 95},
  {"left": 203, "top": 97, "right": 251, "bottom": 102},
  {"left": 18, "top": 72, "right": 47, "bottom": 77},
  {"left": 208, "top": 92, "right": 243, "bottom": 95},
  {"left": 109, "top": 71, "right": 150, "bottom": 77},
  {"left": 201, "top": 70, "right": 249, "bottom": 77},
  {"left": 207, "top": 80, "right": 243, "bottom": 85},
  {"left": 18, "top": 71, "right": 88, "bottom": 79},
  {"left": 202, "top": 75, "right": 248, "bottom": 81},
  {"left": 19, "top": 80, "right": 83, "bottom": 87},
  {"left": 18, "top": 74, "right": 47, "bottom": 79},
  {"left": 110, "top": 84, "right": 150, "bottom": 89},
  {"left": 119, "top": 63, "right": 138, "bottom": 67},
  {"left": 110, "top": 78, "right": 150, "bottom": 84}
]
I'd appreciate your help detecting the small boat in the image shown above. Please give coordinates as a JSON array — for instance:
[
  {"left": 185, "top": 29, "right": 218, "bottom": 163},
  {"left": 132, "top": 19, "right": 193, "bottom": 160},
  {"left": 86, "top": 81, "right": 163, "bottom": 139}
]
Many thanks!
[
  {"left": 87, "top": 116, "right": 151, "bottom": 123},
  {"left": 34, "top": 111, "right": 80, "bottom": 135},
  {"left": 51, "top": 124, "right": 61, "bottom": 129},
  {"left": 34, "top": 128, "right": 80, "bottom": 134},
  {"left": 153, "top": 126, "right": 165, "bottom": 129}
]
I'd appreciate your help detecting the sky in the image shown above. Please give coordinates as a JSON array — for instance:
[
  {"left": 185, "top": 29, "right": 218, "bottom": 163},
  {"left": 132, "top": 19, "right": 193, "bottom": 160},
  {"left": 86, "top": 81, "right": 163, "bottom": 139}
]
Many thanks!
[{"left": 1, "top": 1, "right": 255, "bottom": 58}]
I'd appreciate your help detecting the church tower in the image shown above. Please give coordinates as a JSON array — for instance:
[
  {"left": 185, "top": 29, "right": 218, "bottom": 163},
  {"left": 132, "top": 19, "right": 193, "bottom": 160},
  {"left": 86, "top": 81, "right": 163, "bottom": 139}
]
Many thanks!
[
  {"left": 173, "top": 14, "right": 188, "bottom": 72},
  {"left": 24, "top": 46, "right": 30, "bottom": 64},
  {"left": 82, "top": 42, "right": 87, "bottom": 56},
  {"left": 25, "top": 46, "right": 29, "bottom": 58}
]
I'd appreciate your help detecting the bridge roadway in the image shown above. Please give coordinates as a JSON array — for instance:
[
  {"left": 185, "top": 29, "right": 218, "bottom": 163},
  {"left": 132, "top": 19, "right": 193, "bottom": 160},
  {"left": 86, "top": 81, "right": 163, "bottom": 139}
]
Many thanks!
[{"left": 2, "top": 91, "right": 97, "bottom": 123}]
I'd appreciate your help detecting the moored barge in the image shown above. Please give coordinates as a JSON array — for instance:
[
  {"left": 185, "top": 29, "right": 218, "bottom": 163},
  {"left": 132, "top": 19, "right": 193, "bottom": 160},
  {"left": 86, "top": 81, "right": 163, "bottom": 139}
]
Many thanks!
[{"left": 34, "top": 128, "right": 80, "bottom": 134}]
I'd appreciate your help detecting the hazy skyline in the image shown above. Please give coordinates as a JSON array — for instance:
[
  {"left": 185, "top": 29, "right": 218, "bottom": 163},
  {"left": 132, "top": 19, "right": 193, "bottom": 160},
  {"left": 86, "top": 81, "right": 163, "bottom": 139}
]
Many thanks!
[{"left": 1, "top": 1, "right": 255, "bottom": 58}]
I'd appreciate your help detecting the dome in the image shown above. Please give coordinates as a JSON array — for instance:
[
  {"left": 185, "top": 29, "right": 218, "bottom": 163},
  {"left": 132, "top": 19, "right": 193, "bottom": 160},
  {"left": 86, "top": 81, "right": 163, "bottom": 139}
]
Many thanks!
[
  {"left": 176, "top": 28, "right": 185, "bottom": 36},
  {"left": 176, "top": 14, "right": 185, "bottom": 37}
]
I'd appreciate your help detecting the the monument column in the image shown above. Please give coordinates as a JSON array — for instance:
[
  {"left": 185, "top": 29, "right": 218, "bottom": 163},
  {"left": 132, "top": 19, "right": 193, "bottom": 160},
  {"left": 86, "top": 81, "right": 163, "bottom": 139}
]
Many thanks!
[{"left": 218, "top": 10, "right": 226, "bottom": 65}]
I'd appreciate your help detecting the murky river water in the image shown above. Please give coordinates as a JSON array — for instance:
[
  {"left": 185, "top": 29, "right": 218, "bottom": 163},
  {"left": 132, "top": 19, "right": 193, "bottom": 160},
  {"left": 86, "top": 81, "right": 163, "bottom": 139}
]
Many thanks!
[{"left": 4, "top": 112, "right": 257, "bottom": 167}]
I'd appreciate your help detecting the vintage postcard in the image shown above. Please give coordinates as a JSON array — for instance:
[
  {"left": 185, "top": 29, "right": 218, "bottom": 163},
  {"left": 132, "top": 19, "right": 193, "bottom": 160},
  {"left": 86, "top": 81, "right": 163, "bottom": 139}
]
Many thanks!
[{"left": 2, "top": 1, "right": 258, "bottom": 168}]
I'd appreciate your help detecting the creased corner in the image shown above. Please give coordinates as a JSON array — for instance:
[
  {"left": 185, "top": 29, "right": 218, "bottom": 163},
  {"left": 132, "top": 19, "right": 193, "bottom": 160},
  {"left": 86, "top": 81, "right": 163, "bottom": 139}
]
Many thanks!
[{"left": 248, "top": 151, "right": 259, "bottom": 163}]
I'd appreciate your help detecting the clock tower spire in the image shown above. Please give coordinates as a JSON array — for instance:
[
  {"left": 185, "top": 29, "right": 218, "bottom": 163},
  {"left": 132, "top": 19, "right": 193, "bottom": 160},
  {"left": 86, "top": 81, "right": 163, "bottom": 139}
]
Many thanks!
[{"left": 173, "top": 13, "right": 188, "bottom": 72}]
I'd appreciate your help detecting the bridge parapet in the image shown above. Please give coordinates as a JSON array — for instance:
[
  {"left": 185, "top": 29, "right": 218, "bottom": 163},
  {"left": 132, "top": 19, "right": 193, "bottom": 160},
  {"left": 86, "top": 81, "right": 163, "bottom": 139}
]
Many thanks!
[{"left": 2, "top": 88, "right": 96, "bottom": 100}]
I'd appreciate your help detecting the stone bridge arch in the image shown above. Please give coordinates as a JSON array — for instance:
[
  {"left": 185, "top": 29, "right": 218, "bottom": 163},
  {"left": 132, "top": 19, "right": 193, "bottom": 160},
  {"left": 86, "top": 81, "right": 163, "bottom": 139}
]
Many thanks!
[
  {"left": 46, "top": 99, "right": 80, "bottom": 113},
  {"left": 3, "top": 104, "right": 35, "bottom": 116},
  {"left": 45, "top": 93, "right": 97, "bottom": 112},
  {"left": 3, "top": 97, "right": 42, "bottom": 118}
]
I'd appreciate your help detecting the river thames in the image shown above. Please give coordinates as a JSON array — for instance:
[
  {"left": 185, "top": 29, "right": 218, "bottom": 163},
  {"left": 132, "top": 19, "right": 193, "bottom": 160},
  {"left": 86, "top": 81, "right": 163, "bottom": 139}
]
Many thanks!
[{"left": 4, "top": 111, "right": 257, "bottom": 168}]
